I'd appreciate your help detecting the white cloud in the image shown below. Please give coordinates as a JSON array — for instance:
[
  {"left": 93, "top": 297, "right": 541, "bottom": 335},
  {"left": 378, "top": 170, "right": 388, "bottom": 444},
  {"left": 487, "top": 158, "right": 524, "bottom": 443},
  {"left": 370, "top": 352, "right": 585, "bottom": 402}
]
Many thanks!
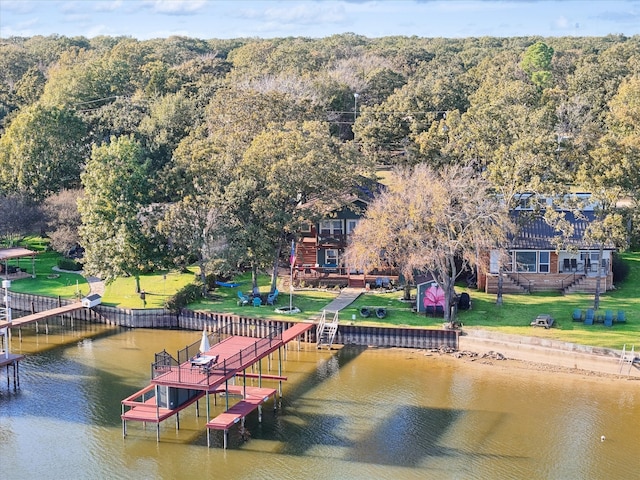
[
  {"left": 554, "top": 15, "right": 570, "bottom": 29},
  {"left": 94, "top": 0, "right": 125, "bottom": 12},
  {"left": 263, "top": 4, "right": 346, "bottom": 24},
  {"left": 142, "top": 0, "right": 207, "bottom": 15},
  {"left": 0, "top": 0, "right": 38, "bottom": 14}
]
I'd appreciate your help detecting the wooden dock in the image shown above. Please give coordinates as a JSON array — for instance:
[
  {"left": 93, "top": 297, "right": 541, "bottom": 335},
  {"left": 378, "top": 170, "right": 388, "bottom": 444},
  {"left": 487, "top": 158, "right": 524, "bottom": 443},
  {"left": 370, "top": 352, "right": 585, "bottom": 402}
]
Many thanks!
[
  {"left": 0, "top": 353, "right": 25, "bottom": 391},
  {"left": 121, "top": 321, "right": 314, "bottom": 446},
  {"left": 206, "top": 385, "right": 277, "bottom": 449},
  {"left": 0, "top": 301, "right": 85, "bottom": 328}
]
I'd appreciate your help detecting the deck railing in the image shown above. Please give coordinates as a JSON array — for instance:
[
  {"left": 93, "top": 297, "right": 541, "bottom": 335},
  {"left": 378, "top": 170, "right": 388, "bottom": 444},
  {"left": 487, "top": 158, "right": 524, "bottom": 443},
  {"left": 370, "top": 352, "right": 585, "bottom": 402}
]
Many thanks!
[{"left": 151, "top": 322, "right": 283, "bottom": 383}]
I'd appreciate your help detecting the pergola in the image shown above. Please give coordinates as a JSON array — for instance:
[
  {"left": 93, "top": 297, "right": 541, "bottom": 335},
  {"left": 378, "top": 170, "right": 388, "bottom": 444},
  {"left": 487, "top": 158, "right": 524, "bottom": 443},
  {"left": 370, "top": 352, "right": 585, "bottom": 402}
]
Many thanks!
[{"left": 0, "top": 247, "right": 37, "bottom": 279}]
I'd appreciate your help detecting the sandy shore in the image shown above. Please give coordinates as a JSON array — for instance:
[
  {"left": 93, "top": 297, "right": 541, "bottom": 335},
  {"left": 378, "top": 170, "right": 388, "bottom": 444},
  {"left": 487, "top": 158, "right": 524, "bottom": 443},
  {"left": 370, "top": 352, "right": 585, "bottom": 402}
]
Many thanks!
[{"left": 454, "top": 328, "right": 640, "bottom": 381}]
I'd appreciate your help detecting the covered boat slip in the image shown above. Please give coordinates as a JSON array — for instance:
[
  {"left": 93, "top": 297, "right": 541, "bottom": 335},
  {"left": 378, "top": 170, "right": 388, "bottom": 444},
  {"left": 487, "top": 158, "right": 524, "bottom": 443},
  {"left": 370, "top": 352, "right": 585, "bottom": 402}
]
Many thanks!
[{"left": 121, "top": 321, "right": 313, "bottom": 446}]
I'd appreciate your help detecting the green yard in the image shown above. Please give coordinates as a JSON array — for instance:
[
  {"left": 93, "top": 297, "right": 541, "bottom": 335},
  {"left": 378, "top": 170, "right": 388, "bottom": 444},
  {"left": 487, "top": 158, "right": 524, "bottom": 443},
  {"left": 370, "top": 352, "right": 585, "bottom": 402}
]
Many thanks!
[{"left": 4, "top": 237, "right": 640, "bottom": 350}]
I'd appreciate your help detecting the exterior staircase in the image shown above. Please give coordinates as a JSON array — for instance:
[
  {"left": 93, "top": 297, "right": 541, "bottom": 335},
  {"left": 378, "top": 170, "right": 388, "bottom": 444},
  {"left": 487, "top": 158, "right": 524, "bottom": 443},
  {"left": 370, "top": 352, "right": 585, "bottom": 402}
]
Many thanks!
[
  {"left": 502, "top": 274, "right": 530, "bottom": 293},
  {"left": 562, "top": 275, "right": 598, "bottom": 295},
  {"left": 316, "top": 310, "right": 339, "bottom": 350}
]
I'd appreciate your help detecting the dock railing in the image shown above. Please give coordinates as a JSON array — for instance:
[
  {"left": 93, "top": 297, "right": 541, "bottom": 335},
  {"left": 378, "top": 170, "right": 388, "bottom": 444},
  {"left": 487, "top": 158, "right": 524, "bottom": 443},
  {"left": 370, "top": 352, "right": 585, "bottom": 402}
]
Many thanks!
[{"left": 151, "top": 322, "right": 283, "bottom": 383}]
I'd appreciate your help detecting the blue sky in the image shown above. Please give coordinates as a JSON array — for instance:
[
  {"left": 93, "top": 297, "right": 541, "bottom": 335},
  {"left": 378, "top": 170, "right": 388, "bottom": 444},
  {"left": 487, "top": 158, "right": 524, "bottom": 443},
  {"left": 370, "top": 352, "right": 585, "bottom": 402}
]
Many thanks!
[{"left": 1, "top": 0, "right": 639, "bottom": 39}]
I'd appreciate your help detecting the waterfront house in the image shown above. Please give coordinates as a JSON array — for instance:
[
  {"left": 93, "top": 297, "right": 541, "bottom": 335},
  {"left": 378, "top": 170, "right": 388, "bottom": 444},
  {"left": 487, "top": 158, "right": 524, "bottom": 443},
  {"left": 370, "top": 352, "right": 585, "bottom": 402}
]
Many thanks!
[
  {"left": 292, "top": 181, "right": 397, "bottom": 288},
  {"left": 480, "top": 200, "right": 616, "bottom": 294}
]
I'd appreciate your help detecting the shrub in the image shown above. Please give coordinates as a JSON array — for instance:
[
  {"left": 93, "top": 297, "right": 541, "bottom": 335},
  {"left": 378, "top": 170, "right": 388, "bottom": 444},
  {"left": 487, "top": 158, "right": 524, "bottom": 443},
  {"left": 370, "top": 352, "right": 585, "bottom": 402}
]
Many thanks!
[
  {"left": 165, "top": 282, "right": 204, "bottom": 312},
  {"left": 57, "top": 258, "right": 83, "bottom": 271},
  {"left": 612, "top": 253, "right": 630, "bottom": 283}
]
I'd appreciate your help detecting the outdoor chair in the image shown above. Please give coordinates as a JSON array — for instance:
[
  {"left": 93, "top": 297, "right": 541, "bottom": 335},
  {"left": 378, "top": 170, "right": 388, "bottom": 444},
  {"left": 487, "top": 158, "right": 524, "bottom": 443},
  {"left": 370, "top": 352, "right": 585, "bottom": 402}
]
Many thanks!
[
  {"left": 375, "top": 307, "right": 387, "bottom": 319},
  {"left": 267, "top": 288, "right": 279, "bottom": 305},
  {"left": 360, "top": 307, "right": 371, "bottom": 318},
  {"left": 253, "top": 296, "right": 262, "bottom": 307},
  {"left": 617, "top": 310, "right": 626, "bottom": 323},
  {"left": 237, "top": 290, "right": 250, "bottom": 306},
  {"left": 572, "top": 308, "right": 583, "bottom": 321},
  {"left": 604, "top": 310, "right": 614, "bottom": 327},
  {"left": 584, "top": 308, "right": 594, "bottom": 325}
]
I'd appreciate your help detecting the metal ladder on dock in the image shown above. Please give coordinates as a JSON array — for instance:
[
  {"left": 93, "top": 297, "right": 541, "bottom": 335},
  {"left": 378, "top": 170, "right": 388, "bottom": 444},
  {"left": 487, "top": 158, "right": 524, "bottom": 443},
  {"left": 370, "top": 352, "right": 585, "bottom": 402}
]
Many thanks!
[
  {"left": 619, "top": 344, "right": 637, "bottom": 375},
  {"left": 316, "top": 310, "right": 339, "bottom": 350}
]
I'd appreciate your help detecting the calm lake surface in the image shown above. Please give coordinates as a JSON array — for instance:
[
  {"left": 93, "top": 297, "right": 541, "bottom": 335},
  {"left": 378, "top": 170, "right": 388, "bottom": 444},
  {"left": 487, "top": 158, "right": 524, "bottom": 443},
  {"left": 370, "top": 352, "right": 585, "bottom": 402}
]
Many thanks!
[{"left": 1, "top": 320, "right": 639, "bottom": 479}]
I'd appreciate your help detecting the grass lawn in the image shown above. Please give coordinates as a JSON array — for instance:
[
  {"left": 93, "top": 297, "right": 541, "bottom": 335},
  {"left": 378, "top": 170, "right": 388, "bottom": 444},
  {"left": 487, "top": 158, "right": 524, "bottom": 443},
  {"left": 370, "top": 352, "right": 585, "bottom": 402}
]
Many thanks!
[
  {"left": 6, "top": 236, "right": 640, "bottom": 350},
  {"left": 6, "top": 237, "right": 90, "bottom": 299},
  {"left": 341, "top": 252, "right": 640, "bottom": 350},
  {"left": 101, "top": 267, "right": 199, "bottom": 308},
  {"left": 188, "top": 272, "right": 339, "bottom": 321}
]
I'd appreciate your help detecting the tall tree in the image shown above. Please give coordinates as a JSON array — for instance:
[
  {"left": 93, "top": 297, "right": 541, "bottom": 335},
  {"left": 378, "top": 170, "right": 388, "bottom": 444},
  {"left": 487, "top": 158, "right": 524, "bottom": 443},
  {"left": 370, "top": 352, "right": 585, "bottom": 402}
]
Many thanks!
[
  {"left": 521, "top": 41, "right": 554, "bottom": 89},
  {"left": 0, "top": 104, "right": 87, "bottom": 199},
  {"left": 78, "top": 135, "right": 155, "bottom": 292},
  {"left": 228, "top": 120, "right": 369, "bottom": 292},
  {"left": 347, "top": 163, "right": 509, "bottom": 323},
  {"left": 152, "top": 194, "right": 226, "bottom": 294},
  {"left": 43, "top": 189, "right": 84, "bottom": 256}
]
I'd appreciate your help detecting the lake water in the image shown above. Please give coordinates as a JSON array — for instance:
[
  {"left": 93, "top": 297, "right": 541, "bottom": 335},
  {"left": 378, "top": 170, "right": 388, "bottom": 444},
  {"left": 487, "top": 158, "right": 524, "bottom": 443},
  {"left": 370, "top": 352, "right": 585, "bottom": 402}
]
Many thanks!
[{"left": 1, "top": 321, "right": 640, "bottom": 479}]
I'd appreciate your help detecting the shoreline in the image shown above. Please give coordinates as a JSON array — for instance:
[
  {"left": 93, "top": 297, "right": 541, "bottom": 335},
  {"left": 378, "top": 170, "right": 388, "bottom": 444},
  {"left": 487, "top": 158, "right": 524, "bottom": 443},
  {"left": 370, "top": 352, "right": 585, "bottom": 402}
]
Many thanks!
[{"left": 456, "top": 329, "right": 640, "bottom": 380}]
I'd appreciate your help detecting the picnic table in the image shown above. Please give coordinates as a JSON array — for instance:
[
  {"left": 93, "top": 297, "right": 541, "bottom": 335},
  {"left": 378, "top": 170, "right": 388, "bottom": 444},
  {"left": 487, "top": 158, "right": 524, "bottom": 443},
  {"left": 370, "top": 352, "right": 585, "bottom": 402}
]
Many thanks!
[
  {"left": 531, "top": 314, "right": 554, "bottom": 329},
  {"left": 190, "top": 354, "right": 218, "bottom": 373}
]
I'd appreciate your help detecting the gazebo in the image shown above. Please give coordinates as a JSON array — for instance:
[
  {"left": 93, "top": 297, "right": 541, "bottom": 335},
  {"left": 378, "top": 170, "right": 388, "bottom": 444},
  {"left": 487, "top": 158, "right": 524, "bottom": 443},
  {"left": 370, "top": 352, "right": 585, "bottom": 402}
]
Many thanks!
[{"left": 0, "top": 247, "right": 37, "bottom": 279}]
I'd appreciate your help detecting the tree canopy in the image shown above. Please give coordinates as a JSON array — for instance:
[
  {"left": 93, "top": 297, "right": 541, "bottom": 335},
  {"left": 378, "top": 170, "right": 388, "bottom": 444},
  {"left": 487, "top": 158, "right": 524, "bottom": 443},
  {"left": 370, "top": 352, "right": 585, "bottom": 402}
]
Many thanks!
[{"left": 0, "top": 32, "right": 638, "bottom": 285}]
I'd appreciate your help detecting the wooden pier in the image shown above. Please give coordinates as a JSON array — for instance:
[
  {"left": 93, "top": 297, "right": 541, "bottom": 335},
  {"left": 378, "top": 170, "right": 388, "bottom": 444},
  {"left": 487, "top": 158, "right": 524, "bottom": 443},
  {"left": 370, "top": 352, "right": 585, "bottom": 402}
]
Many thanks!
[
  {"left": 0, "top": 301, "right": 85, "bottom": 329},
  {"left": 0, "top": 353, "right": 24, "bottom": 392},
  {"left": 121, "top": 321, "right": 314, "bottom": 447}
]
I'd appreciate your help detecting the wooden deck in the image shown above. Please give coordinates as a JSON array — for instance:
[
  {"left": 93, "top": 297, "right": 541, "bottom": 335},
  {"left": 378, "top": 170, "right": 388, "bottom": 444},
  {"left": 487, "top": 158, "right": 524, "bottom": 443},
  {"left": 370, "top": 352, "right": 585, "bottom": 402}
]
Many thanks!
[
  {"left": 150, "top": 321, "right": 314, "bottom": 391},
  {"left": 206, "top": 385, "right": 277, "bottom": 430},
  {"left": 0, "top": 302, "right": 85, "bottom": 328},
  {"left": 121, "top": 321, "right": 314, "bottom": 445},
  {"left": 121, "top": 384, "right": 202, "bottom": 423}
]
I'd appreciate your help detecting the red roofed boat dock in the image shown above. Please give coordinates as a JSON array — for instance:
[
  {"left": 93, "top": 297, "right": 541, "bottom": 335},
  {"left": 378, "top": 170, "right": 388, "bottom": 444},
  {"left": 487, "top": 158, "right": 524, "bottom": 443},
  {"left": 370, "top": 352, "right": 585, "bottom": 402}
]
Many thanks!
[{"left": 121, "top": 321, "right": 314, "bottom": 447}]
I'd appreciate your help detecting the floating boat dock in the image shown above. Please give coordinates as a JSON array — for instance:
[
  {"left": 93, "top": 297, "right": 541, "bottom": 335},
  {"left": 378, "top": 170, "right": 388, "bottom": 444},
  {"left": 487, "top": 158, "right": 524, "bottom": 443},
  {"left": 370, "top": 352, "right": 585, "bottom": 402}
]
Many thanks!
[{"left": 121, "top": 321, "right": 314, "bottom": 447}]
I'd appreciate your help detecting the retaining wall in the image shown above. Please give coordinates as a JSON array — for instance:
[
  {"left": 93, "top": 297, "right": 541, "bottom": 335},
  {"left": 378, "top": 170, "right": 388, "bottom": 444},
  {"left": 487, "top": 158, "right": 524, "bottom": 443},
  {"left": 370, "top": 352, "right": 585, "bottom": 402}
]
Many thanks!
[{"left": 7, "top": 292, "right": 459, "bottom": 350}]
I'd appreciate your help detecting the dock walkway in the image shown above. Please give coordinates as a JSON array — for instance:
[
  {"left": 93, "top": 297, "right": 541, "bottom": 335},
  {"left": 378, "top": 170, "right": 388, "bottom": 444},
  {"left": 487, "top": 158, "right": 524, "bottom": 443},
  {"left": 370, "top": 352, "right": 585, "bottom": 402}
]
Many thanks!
[{"left": 0, "top": 302, "right": 84, "bottom": 328}]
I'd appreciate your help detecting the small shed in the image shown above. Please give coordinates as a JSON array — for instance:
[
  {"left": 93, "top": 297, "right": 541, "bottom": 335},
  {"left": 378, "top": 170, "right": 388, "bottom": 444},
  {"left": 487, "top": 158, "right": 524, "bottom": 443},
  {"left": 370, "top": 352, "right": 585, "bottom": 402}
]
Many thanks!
[
  {"left": 416, "top": 281, "right": 443, "bottom": 313},
  {"left": 82, "top": 294, "right": 102, "bottom": 308}
]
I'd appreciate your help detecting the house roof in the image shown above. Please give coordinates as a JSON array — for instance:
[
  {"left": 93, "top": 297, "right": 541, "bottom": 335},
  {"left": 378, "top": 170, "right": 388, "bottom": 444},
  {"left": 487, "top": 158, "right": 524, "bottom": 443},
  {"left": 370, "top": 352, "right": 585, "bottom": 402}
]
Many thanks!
[
  {"left": 301, "top": 177, "right": 384, "bottom": 215},
  {"left": 509, "top": 210, "right": 616, "bottom": 250}
]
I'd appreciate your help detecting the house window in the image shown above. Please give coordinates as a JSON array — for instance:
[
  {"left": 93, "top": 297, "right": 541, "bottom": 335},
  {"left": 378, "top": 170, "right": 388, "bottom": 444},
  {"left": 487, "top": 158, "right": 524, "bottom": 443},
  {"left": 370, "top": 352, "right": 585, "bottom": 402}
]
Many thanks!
[
  {"left": 325, "top": 249, "right": 338, "bottom": 266},
  {"left": 515, "top": 251, "right": 536, "bottom": 272},
  {"left": 346, "top": 219, "right": 359, "bottom": 235},
  {"left": 539, "top": 251, "right": 550, "bottom": 273},
  {"left": 320, "top": 220, "right": 343, "bottom": 235},
  {"left": 300, "top": 223, "right": 311, "bottom": 233},
  {"left": 490, "top": 250, "right": 500, "bottom": 274}
]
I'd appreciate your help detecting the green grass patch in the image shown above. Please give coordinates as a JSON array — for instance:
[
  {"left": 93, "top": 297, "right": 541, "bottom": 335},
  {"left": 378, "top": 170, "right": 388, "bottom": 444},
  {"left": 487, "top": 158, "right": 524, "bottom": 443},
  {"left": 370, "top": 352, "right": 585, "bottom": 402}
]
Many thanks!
[
  {"left": 339, "top": 252, "right": 640, "bottom": 349},
  {"left": 101, "top": 267, "right": 199, "bottom": 308},
  {"left": 188, "top": 272, "right": 339, "bottom": 321},
  {"left": 7, "top": 243, "right": 90, "bottom": 299}
]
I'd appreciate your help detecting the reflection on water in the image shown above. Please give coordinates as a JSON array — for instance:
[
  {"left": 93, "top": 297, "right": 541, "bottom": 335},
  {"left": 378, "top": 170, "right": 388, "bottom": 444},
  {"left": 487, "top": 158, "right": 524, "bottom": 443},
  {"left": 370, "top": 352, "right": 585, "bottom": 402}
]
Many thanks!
[{"left": 1, "top": 321, "right": 640, "bottom": 479}]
